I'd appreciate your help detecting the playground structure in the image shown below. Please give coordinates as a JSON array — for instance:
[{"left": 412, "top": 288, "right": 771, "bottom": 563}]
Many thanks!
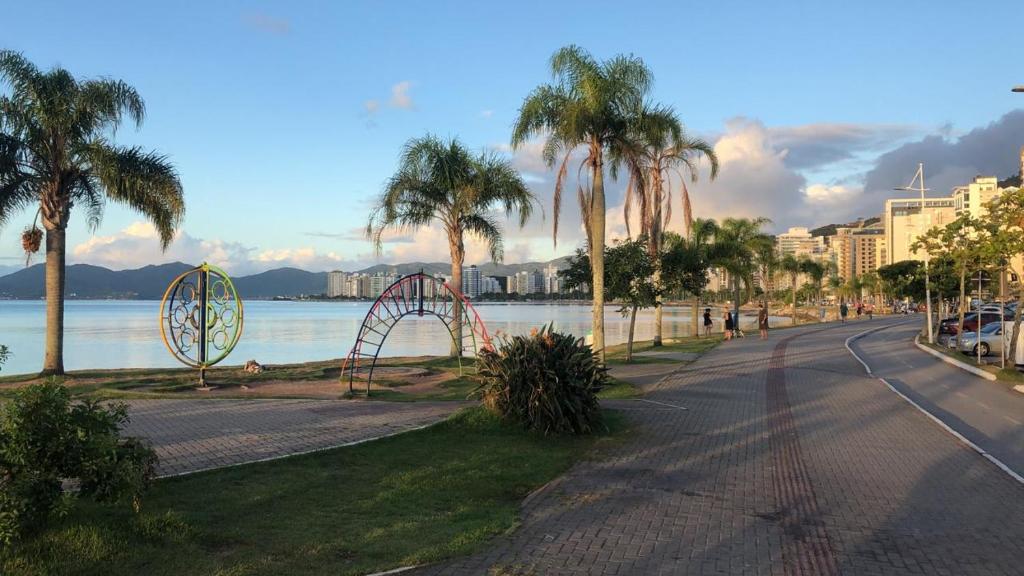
[
  {"left": 159, "top": 263, "right": 244, "bottom": 387},
  {"left": 342, "top": 272, "right": 492, "bottom": 395}
]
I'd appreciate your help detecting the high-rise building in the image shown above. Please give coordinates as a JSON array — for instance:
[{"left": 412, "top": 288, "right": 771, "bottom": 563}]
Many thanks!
[
  {"left": 776, "top": 226, "right": 824, "bottom": 258},
  {"left": 480, "top": 276, "right": 502, "bottom": 294},
  {"left": 883, "top": 197, "right": 956, "bottom": 265},
  {"left": 829, "top": 223, "right": 885, "bottom": 280},
  {"left": 462, "top": 265, "right": 481, "bottom": 298},
  {"left": 543, "top": 263, "right": 562, "bottom": 294},
  {"left": 952, "top": 176, "right": 1000, "bottom": 218},
  {"left": 327, "top": 271, "right": 346, "bottom": 297}
]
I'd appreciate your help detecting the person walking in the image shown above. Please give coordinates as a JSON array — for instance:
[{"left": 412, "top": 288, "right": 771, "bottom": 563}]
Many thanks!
[
  {"left": 866, "top": 302, "right": 874, "bottom": 320},
  {"left": 840, "top": 300, "right": 849, "bottom": 323},
  {"left": 723, "top": 310, "right": 734, "bottom": 341},
  {"left": 703, "top": 308, "right": 713, "bottom": 337},
  {"left": 758, "top": 302, "right": 769, "bottom": 340}
]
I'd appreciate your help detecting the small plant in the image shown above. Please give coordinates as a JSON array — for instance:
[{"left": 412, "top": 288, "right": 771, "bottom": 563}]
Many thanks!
[
  {"left": 475, "top": 325, "right": 607, "bottom": 435},
  {"left": 0, "top": 381, "right": 157, "bottom": 543}
]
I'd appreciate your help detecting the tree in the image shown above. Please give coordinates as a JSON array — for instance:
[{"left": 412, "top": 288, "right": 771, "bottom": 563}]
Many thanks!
[
  {"left": 801, "top": 259, "right": 826, "bottom": 306},
  {"left": 714, "top": 217, "right": 772, "bottom": 326},
  {"left": 512, "top": 45, "right": 653, "bottom": 361},
  {"left": 976, "top": 189, "right": 1024, "bottom": 359},
  {"left": 605, "top": 237, "right": 659, "bottom": 362},
  {"left": 0, "top": 51, "right": 185, "bottom": 375},
  {"left": 367, "top": 135, "right": 535, "bottom": 356},
  {"left": 877, "top": 260, "right": 926, "bottom": 302},
  {"left": 913, "top": 215, "right": 989, "bottom": 345},
  {"left": 559, "top": 247, "right": 593, "bottom": 297},
  {"left": 662, "top": 223, "right": 715, "bottom": 337},
  {"left": 618, "top": 107, "right": 718, "bottom": 346},
  {"left": 779, "top": 254, "right": 802, "bottom": 325}
]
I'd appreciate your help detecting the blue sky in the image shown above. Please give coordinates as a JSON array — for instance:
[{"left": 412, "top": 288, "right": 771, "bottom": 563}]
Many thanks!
[{"left": 2, "top": 0, "right": 1023, "bottom": 274}]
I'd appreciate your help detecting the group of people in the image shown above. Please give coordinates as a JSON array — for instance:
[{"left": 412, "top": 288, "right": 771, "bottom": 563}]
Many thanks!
[
  {"left": 839, "top": 300, "right": 874, "bottom": 323},
  {"left": 703, "top": 304, "right": 771, "bottom": 341}
]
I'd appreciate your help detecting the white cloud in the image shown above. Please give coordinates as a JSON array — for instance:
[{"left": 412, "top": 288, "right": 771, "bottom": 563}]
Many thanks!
[
  {"left": 70, "top": 222, "right": 353, "bottom": 275},
  {"left": 480, "top": 109, "right": 494, "bottom": 119},
  {"left": 389, "top": 81, "right": 414, "bottom": 109},
  {"left": 804, "top": 183, "right": 861, "bottom": 205},
  {"left": 364, "top": 99, "right": 380, "bottom": 114},
  {"left": 242, "top": 11, "right": 291, "bottom": 35}
]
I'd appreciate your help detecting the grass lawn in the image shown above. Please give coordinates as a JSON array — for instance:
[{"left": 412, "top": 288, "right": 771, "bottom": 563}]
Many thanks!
[
  {"left": 1, "top": 407, "right": 627, "bottom": 576},
  {"left": 604, "top": 335, "right": 723, "bottom": 365}
]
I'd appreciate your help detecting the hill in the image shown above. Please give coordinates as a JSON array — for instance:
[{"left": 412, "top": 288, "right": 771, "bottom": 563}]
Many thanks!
[
  {"left": 810, "top": 216, "right": 880, "bottom": 237},
  {"left": 0, "top": 257, "right": 572, "bottom": 300}
]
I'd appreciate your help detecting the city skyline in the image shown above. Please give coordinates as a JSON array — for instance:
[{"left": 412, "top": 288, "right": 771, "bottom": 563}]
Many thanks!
[{"left": 2, "top": 1, "right": 1023, "bottom": 276}]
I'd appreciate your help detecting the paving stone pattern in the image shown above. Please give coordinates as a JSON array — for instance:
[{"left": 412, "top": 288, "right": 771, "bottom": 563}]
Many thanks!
[
  {"left": 122, "top": 399, "right": 464, "bottom": 476},
  {"left": 413, "top": 319, "right": 1024, "bottom": 575}
]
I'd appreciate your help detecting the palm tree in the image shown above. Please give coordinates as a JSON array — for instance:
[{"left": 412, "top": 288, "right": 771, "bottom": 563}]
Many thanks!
[
  {"left": 512, "top": 45, "right": 652, "bottom": 360},
  {"left": 714, "top": 217, "right": 772, "bottom": 330},
  {"left": 0, "top": 51, "right": 185, "bottom": 375},
  {"left": 618, "top": 106, "right": 719, "bottom": 345},
  {"left": 800, "top": 259, "right": 826, "bottom": 307},
  {"left": 366, "top": 135, "right": 535, "bottom": 356},
  {"left": 779, "top": 254, "right": 803, "bottom": 325}
]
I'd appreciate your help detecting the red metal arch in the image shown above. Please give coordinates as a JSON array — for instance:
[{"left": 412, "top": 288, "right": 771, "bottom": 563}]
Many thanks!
[{"left": 341, "top": 272, "right": 492, "bottom": 395}]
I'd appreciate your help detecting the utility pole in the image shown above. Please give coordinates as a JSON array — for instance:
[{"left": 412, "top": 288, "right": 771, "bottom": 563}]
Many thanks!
[{"left": 895, "top": 164, "right": 934, "bottom": 344}]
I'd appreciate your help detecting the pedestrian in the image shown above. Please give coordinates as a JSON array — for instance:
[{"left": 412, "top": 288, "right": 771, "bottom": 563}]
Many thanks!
[
  {"left": 840, "top": 301, "right": 849, "bottom": 323},
  {"left": 856, "top": 302, "right": 863, "bottom": 317},
  {"left": 866, "top": 302, "right": 874, "bottom": 320},
  {"left": 758, "top": 302, "right": 769, "bottom": 340},
  {"left": 723, "top": 310, "right": 734, "bottom": 341},
  {"left": 703, "top": 307, "right": 713, "bottom": 337}
]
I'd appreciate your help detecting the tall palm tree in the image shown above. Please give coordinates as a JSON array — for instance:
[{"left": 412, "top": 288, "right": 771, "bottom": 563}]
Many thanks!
[
  {"left": 800, "top": 259, "right": 826, "bottom": 306},
  {"left": 512, "top": 45, "right": 652, "bottom": 360},
  {"left": 714, "top": 217, "right": 771, "bottom": 329},
  {"left": 0, "top": 51, "right": 185, "bottom": 375},
  {"left": 779, "top": 254, "right": 803, "bottom": 325},
  {"left": 618, "top": 106, "right": 719, "bottom": 345},
  {"left": 366, "top": 135, "right": 535, "bottom": 356}
]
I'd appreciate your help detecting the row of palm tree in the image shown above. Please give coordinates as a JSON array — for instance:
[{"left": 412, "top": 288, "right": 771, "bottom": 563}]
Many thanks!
[{"left": 1, "top": 51, "right": 185, "bottom": 375}]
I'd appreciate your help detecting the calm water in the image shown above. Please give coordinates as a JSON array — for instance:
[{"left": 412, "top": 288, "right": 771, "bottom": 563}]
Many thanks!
[{"left": 0, "top": 300, "right": 768, "bottom": 376}]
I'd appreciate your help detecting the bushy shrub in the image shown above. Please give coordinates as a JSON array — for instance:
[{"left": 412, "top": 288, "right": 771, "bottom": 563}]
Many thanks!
[
  {"left": 0, "top": 381, "right": 157, "bottom": 543},
  {"left": 475, "top": 325, "right": 608, "bottom": 435}
]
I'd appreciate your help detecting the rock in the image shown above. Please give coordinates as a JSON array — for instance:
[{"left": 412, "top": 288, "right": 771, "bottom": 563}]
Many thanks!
[{"left": 243, "top": 359, "right": 265, "bottom": 374}]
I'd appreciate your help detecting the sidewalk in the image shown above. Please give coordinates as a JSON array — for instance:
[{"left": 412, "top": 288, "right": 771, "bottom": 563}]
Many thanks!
[
  {"left": 412, "top": 318, "right": 1024, "bottom": 575},
  {"left": 123, "top": 398, "right": 466, "bottom": 476}
]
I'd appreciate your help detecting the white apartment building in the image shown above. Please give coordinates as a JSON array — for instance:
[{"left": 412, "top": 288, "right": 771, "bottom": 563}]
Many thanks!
[
  {"left": 462, "top": 265, "right": 481, "bottom": 298},
  {"left": 952, "top": 176, "right": 1000, "bottom": 218},
  {"left": 883, "top": 197, "right": 956, "bottom": 265},
  {"left": 327, "top": 271, "right": 346, "bottom": 297}
]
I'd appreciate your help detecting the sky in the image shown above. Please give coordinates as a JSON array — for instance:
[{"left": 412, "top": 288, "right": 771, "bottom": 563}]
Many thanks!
[{"left": 1, "top": 0, "right": 1023, "bottom": 276}]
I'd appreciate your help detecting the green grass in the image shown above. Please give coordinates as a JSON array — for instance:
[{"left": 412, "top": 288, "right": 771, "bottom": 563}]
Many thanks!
[
  {"left": 604, "top": 335, "right": 723, "bottom": 365},
  {"left": 596, "top": 376, "right": 641, "bottom": 399},
  {"left": 1, "top": 407, "right": 627, "bottom": 576}
]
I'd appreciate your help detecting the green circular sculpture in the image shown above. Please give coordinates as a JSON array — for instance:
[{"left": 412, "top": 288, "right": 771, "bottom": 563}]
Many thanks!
[{"left": 159, "top": 263, "right": 243, "bottom": 385}]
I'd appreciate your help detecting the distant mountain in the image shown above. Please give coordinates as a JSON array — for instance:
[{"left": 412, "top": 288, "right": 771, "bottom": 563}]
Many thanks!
[
  {"left": 810, "top": 216, "right": 880, "bottom": 238},
  {"left": 999, "top": 172, "right": 1021, "bottom": 188},
  {"left": 0, "top": 262, "right": 194, "bottom": 299},
  {"left": 355, "top": 257, "right": 571, "bottom": 278},
  {"left": 233, "top": 267, "right": 328, "bottom": 299},
  {"left": 0, "top": 257, "right": 572, "bottom": 300},
  {"left": 0, "top": 264, "right": 19, "bottom": 279}
]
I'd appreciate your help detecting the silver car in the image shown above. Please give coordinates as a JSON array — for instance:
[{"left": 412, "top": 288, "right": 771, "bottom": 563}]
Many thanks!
[{"left": 957, "top": 322, "right": 1012, "bottom": 356}]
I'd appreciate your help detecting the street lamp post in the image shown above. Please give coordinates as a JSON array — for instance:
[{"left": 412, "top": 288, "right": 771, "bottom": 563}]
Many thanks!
[{"left": 895, "top": 163, "right": 934, "bottom": 344}]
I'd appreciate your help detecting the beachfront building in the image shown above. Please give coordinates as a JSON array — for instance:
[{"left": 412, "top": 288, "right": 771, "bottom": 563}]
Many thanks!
[
  {"left": 882, "top": 197, "right": 956, "bottom": 265},
  {"left": 952, "top": 176, "right": 1000, "bottom": 218},
  {"left": 462, "top": 265, "right": 481, "bottom": 298},
  {"left": 776, "top": 227, "right": 825, "bottom": 258},
  {"left": 480, "top": 276, "right": 502, "bottom": 295},
  {"left": 829, "top": 222, "right": 885, "bottom": 280},
  {"left": 543, "top": 263, "right": 562, "bottom": 294},
  {"left": 327, "top": 271, "right": 346, "bottom": 297}
]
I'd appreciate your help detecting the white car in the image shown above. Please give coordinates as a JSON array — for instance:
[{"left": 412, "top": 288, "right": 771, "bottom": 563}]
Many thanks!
[{"left": 956, "top": 323, "right": 1012, "bottom": 356}]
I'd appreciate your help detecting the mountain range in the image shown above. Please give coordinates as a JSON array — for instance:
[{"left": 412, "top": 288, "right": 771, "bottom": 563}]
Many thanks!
[{"left": 0, "top": 258, "right": 570, "bottom": 300}]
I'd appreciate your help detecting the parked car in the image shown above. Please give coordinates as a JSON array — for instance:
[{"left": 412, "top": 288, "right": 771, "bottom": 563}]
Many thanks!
[
  {"left": 956, "top": 322, "right": 1012, "bottom": 357},
  {"left": 938, "top": 311, "right": 1014, "bottom": 336}
]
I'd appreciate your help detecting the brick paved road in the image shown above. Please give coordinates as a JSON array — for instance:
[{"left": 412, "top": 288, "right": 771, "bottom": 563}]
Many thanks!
[
  {"left": 122, "top": 399, "right": 465, "bottom": 476},
  {"left": 413, "top": 318, "right": 1024, "bottom": 575}
]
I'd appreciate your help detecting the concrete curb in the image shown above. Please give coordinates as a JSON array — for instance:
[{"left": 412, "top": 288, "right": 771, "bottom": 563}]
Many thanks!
[{"left": 913, "top": 335, "right": 998, "bottom": 381}]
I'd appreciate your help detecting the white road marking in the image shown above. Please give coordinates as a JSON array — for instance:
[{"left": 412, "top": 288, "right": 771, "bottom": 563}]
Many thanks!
[
  {"left": 846, "top": 324, "right": 1024, "bottom": 486},
  {"left": 977, "top": 401, "right": 992, "bottom": 410},
  {"left": 955, "top": 391, "right": 968, "bottom": 398},
  {"left": 635, "top": 398, "right": 689, "bottom": 411},
  {"left": 1004, "top": 415, "right": 1022, "bottom": 425}
]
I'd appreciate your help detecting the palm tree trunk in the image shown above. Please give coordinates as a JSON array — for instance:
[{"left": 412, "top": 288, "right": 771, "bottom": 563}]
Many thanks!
[
  {"left": 653, "top": 266, "right": 663, "bottom": 347},
  {"left": 450, "top": 243, "right": 464, "bottom": 358},
  {"left": 957, "top": 267, "right": 966, "bottom": 346},
  {"left": 691, "top": 297, "right": 700, "bottom": 338},
  {"left": 591, "top": 153, "right": 606, "bottom": 361},
  {"left": 626, "top": 304, "right": 638, "bottom": 362},
  {"left": 42, "top": 226, "right": 66, "bottom": 376},
  {"left": 791, "top": 272, "right": 798, "bottom": 326}
]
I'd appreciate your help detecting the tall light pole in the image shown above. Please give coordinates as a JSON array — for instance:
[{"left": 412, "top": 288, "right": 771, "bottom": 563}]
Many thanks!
[{"left": 895, "top": 163, "right": 934, "bottom": 344}]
